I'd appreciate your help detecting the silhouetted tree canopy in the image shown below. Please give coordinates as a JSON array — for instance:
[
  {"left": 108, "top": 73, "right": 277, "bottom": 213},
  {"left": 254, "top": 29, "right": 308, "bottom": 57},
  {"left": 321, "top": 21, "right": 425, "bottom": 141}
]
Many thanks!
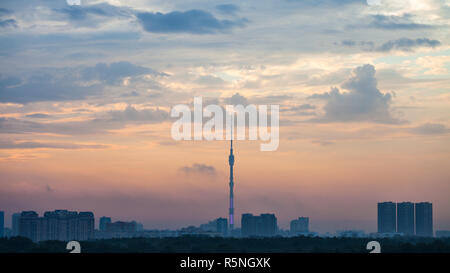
[{"left": 1, "top": 236, "right": 449, "bottom": 253}]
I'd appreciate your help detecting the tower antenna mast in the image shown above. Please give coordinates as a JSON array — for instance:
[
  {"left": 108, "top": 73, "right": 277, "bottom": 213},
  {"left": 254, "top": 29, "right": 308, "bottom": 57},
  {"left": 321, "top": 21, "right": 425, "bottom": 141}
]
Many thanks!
[{"left": 228, "top": 121, "right": 235, "bottom": 231}]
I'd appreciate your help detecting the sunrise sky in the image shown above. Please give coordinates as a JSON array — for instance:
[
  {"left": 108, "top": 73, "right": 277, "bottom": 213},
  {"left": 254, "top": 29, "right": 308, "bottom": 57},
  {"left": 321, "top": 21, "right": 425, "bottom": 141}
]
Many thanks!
[{"left": 0, "top": 0, "right": 449, "bottom": 233}]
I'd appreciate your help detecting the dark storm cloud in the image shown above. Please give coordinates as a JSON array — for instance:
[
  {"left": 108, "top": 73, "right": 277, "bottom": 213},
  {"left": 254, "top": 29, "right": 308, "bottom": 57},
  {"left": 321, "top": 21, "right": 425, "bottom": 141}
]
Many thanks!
[
  {"left": 369, "top": 14, "right": 434, "bottom": 30},
  {"left": 136, "top": 9, "right": 247, "bottom": 34},
  {"left": 308, "top": 64, "right": 403, "bottom": 124},
  {"left": 180, "top": 163, "right": 217, "bottom": 176}
]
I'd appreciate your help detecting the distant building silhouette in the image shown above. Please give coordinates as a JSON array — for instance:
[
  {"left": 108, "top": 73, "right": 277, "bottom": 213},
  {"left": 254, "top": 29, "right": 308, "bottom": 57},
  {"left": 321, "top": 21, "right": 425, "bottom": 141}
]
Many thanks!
[
  {"left": 290, "top": 217, "right": 309, "bottom": 235},
  {"left": 12, "top": 213, "right": 20, "bottom": 236},
  {"left": 0, "top": 211, "right": 4, "bottom": 237},
  {"left": 397, "top": 202, "right": 414, "bottom": 235},
  {"left": 241, "top": 213, "right": 277, "bottom": 237},
  {"left": 77, "top": 212, "right": 95, "bottom": 241},
  {"left": 18, "top": 211, "right": 39, "bottom": 242},
  {"left": 377, "top": 201, "right": 434, "bottom": 236},
  {"left": 43, "top": 210, "right": 78, "bottom": 241},
  {"left": 135, "top": 222, "right": 144, "bottom": 232},
  {"left": 216, "top": 217, "right": 228, "bottom": 236},
  {"left": 199, "top": 220, "right": 217, "bottom": 232},
  {"left": 196, "top": 218, "right": 228, "bottom": 236},
  {"left": 436, "top": 230, "right": 450, "bottom": 238},
  {"left": 18, "top": 210, "right": 94, "bottom": 242},
  {"left": 3, "top": 228, "right": 12, "bottom": 238},
  {"left": 178, "top": 225, "right": 219, "bottom": 237},
  {"left": 104, "top": 221, "right": 137, "bottom": 238},
  {"left": 241, "top": 214, "right": 256, "bottom": 236},
  {"left": 99, "top": 216, "right": 111, "bottom": 232},
  {"left": 377, "top": 202, "right": 396, "bottom": 233},
  {"left": 415, "top": 202, "right": 433, "bottom": 237}
]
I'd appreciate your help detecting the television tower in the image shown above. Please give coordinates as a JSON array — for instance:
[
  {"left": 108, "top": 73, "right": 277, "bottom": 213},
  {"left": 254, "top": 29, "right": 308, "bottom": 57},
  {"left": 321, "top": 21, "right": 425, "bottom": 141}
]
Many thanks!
[{"left": 228, "top": 127, "right": 235, "bottom": 231}]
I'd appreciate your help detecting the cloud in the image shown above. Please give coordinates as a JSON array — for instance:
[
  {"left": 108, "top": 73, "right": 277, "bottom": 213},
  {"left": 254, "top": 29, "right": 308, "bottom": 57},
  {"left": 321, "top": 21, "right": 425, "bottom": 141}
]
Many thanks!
[
  {"left": 0, "top": 73, "right": 99, "bottom": 103},
  {"left": 120, "top": 91, "right": 140, "bottom": 97},
  {"left": 0, "top": 7, "right": 16, "bottom": 28},
  {"left": 338, "top": 38, "right": 440, "bottom": 52},
  {"left": 252, "top": 95, "right": 293, "bottom": 104},
  {"left": 369, "top": 14, "right": 434, "bottom": 30},
  {"left": 106, "top": 105, "right": 170, "bottom": 123},
  {"left": 290, "top": 104, "right": 316, "bottom": 110},
  {"left": 216, "top": 4, "right": 240, "bottom": 15},
  {"left": 0, "top": 19, "right": 17, "bottom": 28},
  {"left": 308, "top": 64, "right": 402, "bottom": 124},
  {"left": 56, "top": 5, "right": 110, "bottom": 20},
  {"left": 81, "top": 61, "right": 165, "bottom": 85},
  {"left": 136, "top": 9, "right": 247, "bottom": 34},
  {"left": 224, "top": 93, "right": 249, "bottom": 105},
  {"left": 0, "top": 75, "right": 21, "bottom": 88},
  {"left": 0, "top": 140, "right": 108, "bottom": 150},
  {"left": 338, "top": 40, "right": 374, "bottom": 49},
  {"left": 0, "top": 62, "right": 163, "bottom": 103},
  {"left": 286, "top": 0, "right": 367, "bottom": 7},
  {"left": 0, "top": 31, "right": 141, "bottom": 57},
  {"left": 25, "top": 113, "right": 51, "bottom": 119},
  {"left": 376, "top": 38, "right": 440, "bottom": 52},
  {"left": 312, "top": 140, "right": 335, "bottom": 146},
  {"left": 195, "top": 75, "right": 226, "bottom": 86},
  {"left": 0, "top": 105, "right": 171, "bottom": 136},
  {"left": 53, "top": 3, "right": 133, "bottom": 27},
  {"left": 180, "top": 163, "right": 217, "bottom": 176},
  {"left": 0, "top": 8, "right": 13, "bottom": 16},
  {"left": 409, "top": 123, "right": 449, "bottom": 135},
  {"left": 282, "top": 104, "right": 317, "bottom": 117}
]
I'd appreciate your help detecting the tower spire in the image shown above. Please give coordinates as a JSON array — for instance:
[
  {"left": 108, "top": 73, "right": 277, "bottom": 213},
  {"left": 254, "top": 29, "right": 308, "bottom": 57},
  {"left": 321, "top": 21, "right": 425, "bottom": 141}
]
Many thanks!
[
  {"left": 228, "top": 123, "right": 235, "bottom": 231},
  {"left": 231, "top": 124, "right": 233, "bottom": 152}
]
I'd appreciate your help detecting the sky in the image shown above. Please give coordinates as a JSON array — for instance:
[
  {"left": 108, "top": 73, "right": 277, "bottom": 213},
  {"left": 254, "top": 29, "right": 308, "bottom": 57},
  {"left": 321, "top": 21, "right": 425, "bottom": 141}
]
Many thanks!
[{"left": 0, "top": 0, "right": 449, "bottom": 233}]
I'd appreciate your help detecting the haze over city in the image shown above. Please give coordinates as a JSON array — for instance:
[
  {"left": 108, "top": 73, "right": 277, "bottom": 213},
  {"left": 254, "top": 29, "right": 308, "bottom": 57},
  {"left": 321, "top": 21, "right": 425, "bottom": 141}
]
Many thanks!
[{"left": 0, "top": 0, "right": 449, "bottom": 234}]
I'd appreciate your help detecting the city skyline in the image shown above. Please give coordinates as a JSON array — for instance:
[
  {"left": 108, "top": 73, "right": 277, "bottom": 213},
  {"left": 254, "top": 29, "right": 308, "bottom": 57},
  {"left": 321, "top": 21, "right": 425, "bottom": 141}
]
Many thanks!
[
  {"left": 0, "top": 199, "right": 439, "bottom": 236},
  {"left": 1, "top": 0, "right": 450, "bottom": 234}
]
